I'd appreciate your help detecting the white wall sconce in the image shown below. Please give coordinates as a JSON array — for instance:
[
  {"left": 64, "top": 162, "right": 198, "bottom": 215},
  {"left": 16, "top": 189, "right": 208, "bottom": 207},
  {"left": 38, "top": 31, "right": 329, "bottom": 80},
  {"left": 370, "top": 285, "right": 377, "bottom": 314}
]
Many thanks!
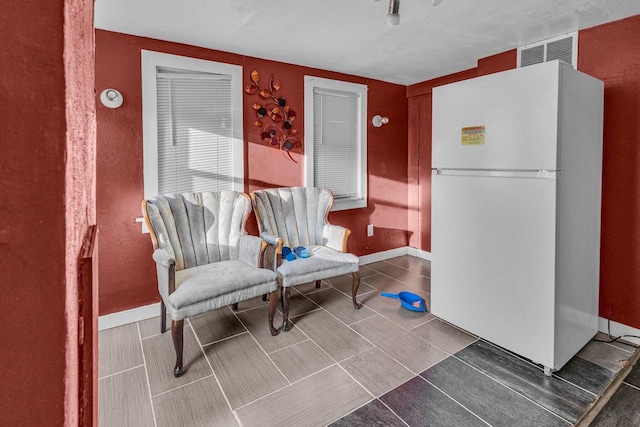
[
  {"left": 100, "top": 88, "right": 124, "bottom": 109},
  {"left": 372, "top": 115, "right": 390, "bottom": 127}
]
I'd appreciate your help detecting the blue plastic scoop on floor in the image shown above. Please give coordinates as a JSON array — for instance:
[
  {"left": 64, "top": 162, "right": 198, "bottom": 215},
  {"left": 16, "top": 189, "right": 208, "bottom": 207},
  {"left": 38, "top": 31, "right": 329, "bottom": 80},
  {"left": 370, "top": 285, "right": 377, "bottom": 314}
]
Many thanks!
[{"left": 380, "top": 291, "right": 428, "bottom": 312}]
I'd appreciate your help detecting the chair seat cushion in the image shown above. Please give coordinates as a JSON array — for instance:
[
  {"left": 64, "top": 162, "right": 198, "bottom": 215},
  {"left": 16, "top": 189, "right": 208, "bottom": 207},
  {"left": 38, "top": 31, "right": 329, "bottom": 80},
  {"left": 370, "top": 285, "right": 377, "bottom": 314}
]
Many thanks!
[
  {"left": 276, "top": 245, "right": 359, "bottom": 288},
  {"left": 167, "top": 260, "right": 278, "bottom": 318}
]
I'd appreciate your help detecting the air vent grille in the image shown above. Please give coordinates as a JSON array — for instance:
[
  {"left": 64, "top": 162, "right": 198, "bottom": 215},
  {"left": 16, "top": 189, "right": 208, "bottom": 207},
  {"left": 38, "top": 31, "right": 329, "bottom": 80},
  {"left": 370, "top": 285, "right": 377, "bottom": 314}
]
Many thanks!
[
  {"left": 521, "top": 45, "right": 545, "bottom": 67},
  {"left": 518, "top": 32, "right": 577, "bottom": 68},
  {"left": 546, "top": 37, "right": 573, "bottom": 64}
]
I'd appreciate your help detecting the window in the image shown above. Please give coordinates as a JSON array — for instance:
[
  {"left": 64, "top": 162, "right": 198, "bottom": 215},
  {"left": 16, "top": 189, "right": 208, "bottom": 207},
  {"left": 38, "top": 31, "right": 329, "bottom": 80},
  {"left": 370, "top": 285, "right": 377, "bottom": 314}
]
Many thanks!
[
  {"left": 141, "top": 50, "right": 243, "bottom": 199},
  {"left": 304, "top": 76, "right": 367, "bottom": 211}
]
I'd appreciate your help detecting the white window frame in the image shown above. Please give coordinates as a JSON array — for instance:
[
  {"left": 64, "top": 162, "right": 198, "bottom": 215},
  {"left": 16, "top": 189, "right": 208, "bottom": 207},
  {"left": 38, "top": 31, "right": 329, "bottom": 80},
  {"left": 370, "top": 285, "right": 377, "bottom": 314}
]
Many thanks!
[
  {"left": 141, "top": 50, "right": 244, "bottom": 199},
  {"left": 304, "top": 76, "right": 367, "bottom": 211}
]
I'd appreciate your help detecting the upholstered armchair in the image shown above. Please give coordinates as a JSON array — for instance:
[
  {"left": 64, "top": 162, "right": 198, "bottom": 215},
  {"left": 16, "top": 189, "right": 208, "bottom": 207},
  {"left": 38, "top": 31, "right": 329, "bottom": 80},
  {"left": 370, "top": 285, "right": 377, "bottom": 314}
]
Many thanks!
[
  {"left": 251, "top": 187, "right": 361, "bottom": 331},
  {"left": 142, "top": 191, "right": 279, "bottom": 377}
]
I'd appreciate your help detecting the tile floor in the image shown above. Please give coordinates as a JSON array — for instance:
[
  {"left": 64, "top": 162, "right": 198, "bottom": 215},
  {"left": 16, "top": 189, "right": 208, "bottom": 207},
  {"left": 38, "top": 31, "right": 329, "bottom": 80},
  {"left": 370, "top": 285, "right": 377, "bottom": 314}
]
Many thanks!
[
  {"left": 99, "top": 256, "right": 637, "bottom": 426},
  {"left": 590, "top": 354, "right": 640, "bottom": 426}
]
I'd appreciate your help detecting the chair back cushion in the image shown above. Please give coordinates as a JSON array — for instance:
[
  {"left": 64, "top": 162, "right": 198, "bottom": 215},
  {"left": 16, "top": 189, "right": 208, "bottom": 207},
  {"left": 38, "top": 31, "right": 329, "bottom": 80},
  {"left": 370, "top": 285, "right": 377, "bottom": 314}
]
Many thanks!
[
  {"left": 251, "top": 187, "right": 332, "bottom": 248},
  {"left": 144, "top": 191, "right": 251, "bottom": 271}
]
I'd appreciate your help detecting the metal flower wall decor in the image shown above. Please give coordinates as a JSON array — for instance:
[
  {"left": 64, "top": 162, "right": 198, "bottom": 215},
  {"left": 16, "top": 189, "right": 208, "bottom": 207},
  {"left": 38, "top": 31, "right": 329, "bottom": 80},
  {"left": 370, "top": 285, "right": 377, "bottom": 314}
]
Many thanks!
[{"left": 245, "top": 70, "right": 301, "bottom": 162}]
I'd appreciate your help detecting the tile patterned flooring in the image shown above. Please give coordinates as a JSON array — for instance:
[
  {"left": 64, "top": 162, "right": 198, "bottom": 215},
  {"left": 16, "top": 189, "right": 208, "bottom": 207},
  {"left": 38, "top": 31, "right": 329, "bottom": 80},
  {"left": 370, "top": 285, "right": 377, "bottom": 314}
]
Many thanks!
[
  {"left": 590, "top": 356, "right": 640, "bottom": 426},
  {"left": 99, "top": 256, "right": 637, "bottom": 426}
]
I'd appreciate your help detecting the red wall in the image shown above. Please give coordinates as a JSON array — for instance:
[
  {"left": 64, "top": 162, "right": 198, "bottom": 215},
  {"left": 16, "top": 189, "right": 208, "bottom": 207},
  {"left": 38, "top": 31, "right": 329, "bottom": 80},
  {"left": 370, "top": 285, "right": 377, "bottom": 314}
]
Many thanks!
[
  {"left": 1, "top": 2, "right": 67, "bottom": 425},
  {"left": 579, "top": 15, "right": 640, "bottom": 329},
  {"left": 408, "top": 15, "right": 640, "bottom": 329},
  {"left": 96, "top": 30, "right": 409, "bottom": 315},
  {"left": 1, "top": 1, "right": 95, "bottom": 425}
]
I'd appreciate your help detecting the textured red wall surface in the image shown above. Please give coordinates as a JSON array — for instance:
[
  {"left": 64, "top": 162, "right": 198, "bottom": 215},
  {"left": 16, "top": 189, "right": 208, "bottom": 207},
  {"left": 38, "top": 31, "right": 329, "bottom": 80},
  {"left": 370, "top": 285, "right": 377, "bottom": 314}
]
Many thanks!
[
  {"left": 579, "top": 14, "right": 640, "bottom": 329},
  {"left": 1, "top": 1, "right": 68, "bottom": 425},
  {"left": 64, "top": 0, "right": 97, "bottom": 424},
  {"left": 96, "top": 30, "right": 409, "bottom": 315}
]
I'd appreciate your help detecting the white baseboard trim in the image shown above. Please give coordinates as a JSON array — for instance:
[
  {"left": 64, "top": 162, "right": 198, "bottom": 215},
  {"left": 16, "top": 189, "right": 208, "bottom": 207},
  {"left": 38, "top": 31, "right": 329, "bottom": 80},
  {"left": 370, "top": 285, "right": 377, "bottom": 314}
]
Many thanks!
[
  {"left": 99, "top": 302, "right": 161, "bottom": 331},
  {"left": 99, "top": 246, "right": 432, "bottom": 330},
  {"left": 407, "top": 247, "right": 432, "bottom": 261},
  {"left": 359, "top": 247, "right": 409, "bottom": 265},
  {"left": 598, "top": 317, "right": 640, "bottom": 346}
]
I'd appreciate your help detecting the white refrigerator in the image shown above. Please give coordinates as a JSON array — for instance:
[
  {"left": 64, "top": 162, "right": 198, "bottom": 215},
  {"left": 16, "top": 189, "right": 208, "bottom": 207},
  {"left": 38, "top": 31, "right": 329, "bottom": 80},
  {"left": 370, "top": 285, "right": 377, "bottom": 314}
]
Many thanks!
[{"left": 431, "top": 60, "right": 604, "bottom": 374}]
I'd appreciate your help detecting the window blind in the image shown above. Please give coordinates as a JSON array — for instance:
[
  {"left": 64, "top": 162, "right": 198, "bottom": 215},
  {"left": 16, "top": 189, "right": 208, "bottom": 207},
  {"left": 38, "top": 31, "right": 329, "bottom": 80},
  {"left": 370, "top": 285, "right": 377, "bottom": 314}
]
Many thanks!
[
  {"left": 156, "top": 68, "right": 233, "bottom": 195},
  {"left": 312, "top": 88, "right": 359, "bottom": 199}
]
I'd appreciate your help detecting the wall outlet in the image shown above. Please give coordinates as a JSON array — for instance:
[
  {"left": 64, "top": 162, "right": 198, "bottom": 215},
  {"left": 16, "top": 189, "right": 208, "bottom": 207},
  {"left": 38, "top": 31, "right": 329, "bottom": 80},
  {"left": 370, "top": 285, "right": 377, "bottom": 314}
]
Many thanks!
[{"left": 367, "top": 224, "right": 374, "bottom": 237}]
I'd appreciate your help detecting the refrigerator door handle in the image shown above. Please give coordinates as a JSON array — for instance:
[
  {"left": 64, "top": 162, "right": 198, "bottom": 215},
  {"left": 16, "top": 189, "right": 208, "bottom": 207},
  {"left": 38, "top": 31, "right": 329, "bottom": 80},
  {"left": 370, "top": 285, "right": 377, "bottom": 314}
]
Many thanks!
[{"left": 432, "top": 169, "right": 558, "bottom": 179}]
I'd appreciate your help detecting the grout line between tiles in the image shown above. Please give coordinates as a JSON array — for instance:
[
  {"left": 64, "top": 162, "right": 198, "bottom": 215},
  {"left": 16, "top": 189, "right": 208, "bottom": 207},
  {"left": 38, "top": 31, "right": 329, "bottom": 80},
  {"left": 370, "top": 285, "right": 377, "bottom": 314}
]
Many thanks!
[
  {"left": 359, "top": 309, "right": 458, "bottom": 358},
  {"left": 288, "top": 313, "right": 339, "bottom": 365},
  {"left": 98, "top": 363, "right": 145, "bottom": 381},
  {"left": 574, "top": 347, "right": 640, "bottom": 426},
  {"left": 336, "top": 317, "right": 423, "bottom": 377},
  {"left": 407, "top": 316, "right": 440, "bottom": 332},
  {"left": 291, "top": 306, "right": 377, "bottom": 355},
  {"left": 281, "top": 305, "right": 323, "bottom": 318},
  {"left": 451, "top": 354, "right": 574, "bottom": 425},
  {"left": 339, "top": 295, "right": 423, "bottom": 333},
  {"left": 231, "top": 307, "right": 291, "bottom": 386},
  {"left": 200, "top": 330, "right": 249, "bottom": 348},
  {"left": 551, "top": 371, "right": 599, "bottom": 397},
  {"left": 367, "top": 264, "right": 428, "bottom": 286},
  {"left": 479, "top": 338, "right": 599, "bottom": 397},
  {"left": 624, "top": 382, "right": 640, "bottom": 391},
  {"left": 232, "top": 362, "right": 340, "bottom": 412},
  {"left": 377, "top": 398, "right": 412, "bottom": 427},
  {"left": 364, "top": 274, "right": 431, "bottom": 297},
  {"left": 380, "top": 258, "right": 431, "bottom": 277},
  {"left": 232, "top": 301, "right": 271, "bottom": 314},
  {"left": 335, "top": 345, "right": 376, "bottom": 365},
  {"left": 267, "top": 338, "right": 310, "bottom": 355},
  {"left": 327, "top": 279, "right": 376, "bottom": 300},
  {"left": 295, "top": 300, "right": 454, "bottom": 378},
  {"left": 336, "top": 362, "right": 376, "bottom": 399},
  {"left": 150, "top": 373, "right": 216, "bottom": 399},
  {"left": 324, "top": 398, "right": 376, "bottom": 426},
  {"left": 141, "top": 324, "right": 191, "bottom": 341},
  {"left": 407, "top": 316, "right": 437, "bottom": 330},
  {"left": 136, "top": 322, "right": 158, "bottom": 427},
  {"left": 422, "top": 377, "right": 493, "bottom": 426},
  {"left": 290, "top": 281, "right": 330, "bottom": 296},
  {"left": 189, "top": 318, "right": 242, "bottom": 426},
  {"left": 603, "top": 340, "right": 635, "bottom": 354}
]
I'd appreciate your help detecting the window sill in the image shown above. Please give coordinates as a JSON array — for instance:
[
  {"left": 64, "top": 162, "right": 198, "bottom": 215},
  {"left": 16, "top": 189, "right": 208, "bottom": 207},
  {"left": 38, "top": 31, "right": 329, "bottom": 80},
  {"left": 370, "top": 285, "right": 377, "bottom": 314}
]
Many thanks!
[{"left": 331, "top": 198, "right": 367, "bottom": 212}]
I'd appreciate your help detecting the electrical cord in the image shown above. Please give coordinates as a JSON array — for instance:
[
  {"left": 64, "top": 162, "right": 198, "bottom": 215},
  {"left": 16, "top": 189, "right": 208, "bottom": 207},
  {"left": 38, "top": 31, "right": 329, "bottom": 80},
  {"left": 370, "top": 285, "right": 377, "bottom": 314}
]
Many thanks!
[{"left": 592, "top": 318, "right": 640, "bottom": 349}]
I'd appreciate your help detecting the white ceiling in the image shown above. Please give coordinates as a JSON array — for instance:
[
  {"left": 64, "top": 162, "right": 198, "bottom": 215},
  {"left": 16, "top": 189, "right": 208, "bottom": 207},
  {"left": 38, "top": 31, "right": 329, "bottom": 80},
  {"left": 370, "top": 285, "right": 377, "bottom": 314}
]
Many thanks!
[{"left": 94, "top": 0, "right": 640, "bottom": 85}]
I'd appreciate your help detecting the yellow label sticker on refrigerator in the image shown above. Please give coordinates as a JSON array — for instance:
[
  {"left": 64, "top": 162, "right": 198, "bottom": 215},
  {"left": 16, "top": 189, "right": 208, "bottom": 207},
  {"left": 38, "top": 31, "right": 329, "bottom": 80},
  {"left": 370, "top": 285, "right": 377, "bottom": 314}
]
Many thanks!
[{"left": 461, "top": 126, "right": 485, "bottom": 145}]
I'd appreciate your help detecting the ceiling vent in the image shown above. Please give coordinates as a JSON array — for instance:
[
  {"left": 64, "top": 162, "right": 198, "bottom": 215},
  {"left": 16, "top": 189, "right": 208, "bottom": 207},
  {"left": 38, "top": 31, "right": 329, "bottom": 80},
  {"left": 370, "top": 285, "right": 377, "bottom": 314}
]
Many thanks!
[{"left": 517, "top": 32, "right": 577, "bottom": 68}]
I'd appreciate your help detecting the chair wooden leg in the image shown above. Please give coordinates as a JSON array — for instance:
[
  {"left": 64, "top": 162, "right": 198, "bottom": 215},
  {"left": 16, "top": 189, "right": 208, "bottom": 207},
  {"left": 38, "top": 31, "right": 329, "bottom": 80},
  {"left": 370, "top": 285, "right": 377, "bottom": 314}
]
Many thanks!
[
  {"left": 160, "top": 300, "right": 167, "bottom": 333},
  {"left": 268, "top": 290, "right": 279, "bottom": 336},
  {"left": 352, "top": 271, "right": 362, "bottom": 309},
  {"left": 282, "top": 287, "right": 291, "bottom": 332},
  {"left": 315, "top": 280, "right": 321, "bottom": 289},
  {"left": 231, "top": 303, "right": 239, "bottom": 311},
  {"left": 171, "top": 320, "right": 185, "bottom": 377},
  {"left": 262, "top": 294, "right": 267, "bottom": 302}
]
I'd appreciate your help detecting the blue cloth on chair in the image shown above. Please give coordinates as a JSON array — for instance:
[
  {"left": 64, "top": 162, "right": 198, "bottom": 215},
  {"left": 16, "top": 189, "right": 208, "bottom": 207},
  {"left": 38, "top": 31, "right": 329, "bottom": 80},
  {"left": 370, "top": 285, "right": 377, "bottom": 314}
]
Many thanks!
[
  {"left": 282, "top": 246, "right": 297, "bottom": 261},
  {"left": 293, "top": 246, "right": 309, "bottom": 258}
]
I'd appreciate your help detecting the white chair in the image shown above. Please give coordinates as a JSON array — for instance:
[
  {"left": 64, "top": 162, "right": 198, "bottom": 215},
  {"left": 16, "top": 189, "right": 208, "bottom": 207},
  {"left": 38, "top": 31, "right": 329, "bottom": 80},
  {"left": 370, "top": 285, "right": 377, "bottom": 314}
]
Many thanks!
[
  {"left": 142, "top": 191, "right": 279, "bottom": 376},
  {"left": 251, "top": 187, "right": 361, "bottom": 331}
]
